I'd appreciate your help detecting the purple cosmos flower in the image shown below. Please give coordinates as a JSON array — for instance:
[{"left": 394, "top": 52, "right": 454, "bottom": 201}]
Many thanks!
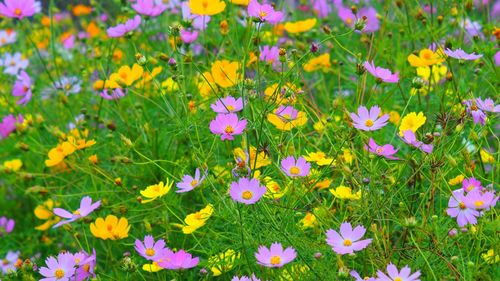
[
  {"left": 326, "top": 222, "right": 372, "bottom": 255},
  {"left": 132, "top": 0, "right": 167, "bottom": 17},
  {"left": 0, "top": 216, "right": 15, "bottom": 236},
  {"left": 180, "top": 29, "right": 199, "bottom": 43},
  {"left": 446, "top": 189, "right": 480, "bottom": 227},
  {"left": 400, "top": 130, "right": 433, "bottom": 154},
  {"left": 52, "top": 196, "right": 101, "bottom": 228},
  {"left": 0, "top": 0, "right": 39, "bottom": 19},
  {"left": 464, "top": 189, "right": 498, "bottom": 211},
  {"left": 100, "top": 88, "right": 127, "bottom": 100},
  {"left": 53, "top": 76, "right": 82, "bottom": 96},
  {"left": 107, "top": 15, "right": 141, "bottom": 38},
  {"left": 157, "top": 249, "right": 199, "bottom": 270},
  {"left": 462, "top": 177, "right": 483, "bottom": 192},
  {"left": 376, "top": 263, "right": 421, "bottom": 281},
  {"left": 1, "top": 52, "right": 29, "bottom": 75},
  {"left": 365, "top": 138, "right": 399, "bottom": 160},
  {"left": 350, "top": 106, "right": 389, "bottom": 131},
  {"left": 248, "top": 0, "right": 284, "bottom": 24},
  {"left": 494, "top": 51, "right": 500, "bottom": 66},
  {"left": 364, "top": 61, "right": 399, "bottom": 83},
  {"left": 39, "top": 252, "right": 76, "bottom": 281},
  {"left": 260, "top": 45, "right": 281, "bottom": 70},
  {"left": 232, "top": 274, "right": 261, "bottom": 281},
  {"left": 476, "top": 97, "right": 500, "bottom": 113},
  {"left": 350, "top": 270, "right": 375, "bottom": 281},
  {"left": 281, "top": 156, "right": 311, "bottom": 177},
  {"left": 1, "top": 251, "right": 20, "bottom": 274},
  {"left": 229, "top": 177, "right": 267, "bottom": 204},
  {"left": 336, "top": 3, "right": 379, "bottom": 33},
  {"left": 312, "top": 0, "right": 332, "bottom": 18},
  {"left": 209, "top": 113, "right": 247, "bottom": 141},
  {"left": 74, "top": 249, "right": 96, "bottom": 281},
  {"left": 463, "top": 99, "right": 486, "bottom": 125},
  {"left": 12, "top": 70, "right": 32, "bottom": 105},
  {"left": 176, "top": 168, "right": 206, "bottom": 193},
  {"left": 211, "top": 96, "right": 244, "bottom": 114},
  {"left": 444, "top": 48, "right": 483, "bottom": 60},
  {"left": 0, "top": 29, "right": 17, "bottom": 47},
  {"left": 181, "top": 2, "right": 210, "bottom": 30},
  {"left": 255, "top": 242, "right": 296, "bottom": 268},
  {"left": 135, "top": 235, "right": 169, "bottom": 261},
  {"left": 0, "top": 114, "right": 23, "bottom": 140}
]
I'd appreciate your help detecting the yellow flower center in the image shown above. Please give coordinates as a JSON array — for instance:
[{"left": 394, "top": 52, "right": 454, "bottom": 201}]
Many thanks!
[
  {"left": 346, "top": 18, "right": 353, "bottom": 25},
  {"left": 242, "top": 190, "right": 253, "bottom": 200},
  {"left": 191, "top": 180, "right": 198, "bottom": 187},
  {"left": 394, "top": 278, "right": 402, "bottom": 281},
  {"left": 343, "top": 239, "right": 352, "bottom": 246},
  {"left": 224, "top": 126, "right": 234, "bottom": 134},
  {"left": 422, "top": 50, "right": 433, "bottom": 60},
  {"left": 55, "top": 269, "right": 65, "bottom": 279},
  {"left": 2, "top": 259, "right": 8, "bottom": 266},
  {"left": 9, "top": 61, "right": 15, "bottom": 66},
  {"left": 470, "top": 105, "right": 478, "bottom": 111},
  {"left": 154, "top": 185, "right": 161, "bottom": 192},
  {"left": 23, "top": 86, "right": 30, "bottom": 92},
  {"left": 365, "top": 119, "right": 374, "bottom": 127},
  {"left": 65, "top": 84, "right": 71, "bottom": 90},
  {"left": 289, "top": 166, "right": 300, "bottom": 175},
  {"left": 376, "top": 148, "right": 383, "bottom": 154},
  {"left": 14, "top": 8, "right": 22, "bottom": 16},
  {"left": 202, "top": 0, "right": 208, "bottom": 9},
  {"left": 73, "top": 210, "right": 81, "bottom": 215},
  {"left": 259, "top": 11, "right": 267, "bottom": 18},
  {"left": 226, "top": 105, "right": 235, "bottom": 111},
  {"left": 83, "top": 264, "right": 90, "bottom": 272},
  {"left": 145, "top": 248, "right": 155, "bottom": 257},
  {"left": 459, "top": 202, "right": 466, "bottom": 209},
  {"left": 270, "top": 255, "right": 281, "bottom": 265},
  {"left": 107, "top": 224, "right": 113, "bottom": 231},
  {"left": 475, "top": 201, "right": 484, "bottom": 208}
]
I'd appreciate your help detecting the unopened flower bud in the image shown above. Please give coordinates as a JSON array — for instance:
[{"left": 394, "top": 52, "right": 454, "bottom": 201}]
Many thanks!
[
  {"left": 310, "top": 42, "right": 318, "bottom": 53},
  {"left": 354, "top": 16, "right": 367, "bottom": 31},
  {"left": 448, "top": 228, "right": 458, "bottom": 237},
  {"left": 135, "top": 53, "right": 147, "bottom": 65},
  {"left": 412, "top": 77, "right": 425, "bottom": 89}
]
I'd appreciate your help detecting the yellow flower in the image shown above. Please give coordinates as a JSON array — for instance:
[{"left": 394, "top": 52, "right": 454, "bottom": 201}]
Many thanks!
[
  {"left": 231, "top": 0, "right": 249, "bottom": 5},
  {"left": 329, "top": 185, "right": 361, "bottom": 200},
  {"left": 67, "top": 136, "right": 96, "bottom": 150},
  {"left": 137, "top": 66, "right": 162, "bottom": 88},
  {"left": 315, "top": 179, "right": 332, "bottom": 190},
  {"left": 181, "top": 204, "right": 214, "bottom": 234},
  {"left": 284, "top": 18, "right": 317, "bottom": 33},
  {"left": 211, "top": 60, "right": 241, "bottom": 88},
  {"left": 161, "top": 77, "right": 179, "bottom": 93},
  {"left": 304, "top": 151, "right": 335, "bottom": 166},
  {"left": 140, "top": 180, "right": 173, "bottom": 204},
  {"left": 263, "top": 177, "right": 287, "bottom": 199},
  {"left": 407, "top": 49, "right": 445, "bottom": 67},
  {"left": 208, "top": 249, "right": 240, "bottom": 276},
  {"left": 90, "top": 215, "right": 130, "bottom": 240},
  {"left": 480, "top": 149, "right": 495, "bottom": 164},
  {"left": 448, "top": 175, "right": 464, "bottom": 186},
  {"left": 399, "top": 112, "right": 426, "bottom": 135},
  {"left": 88, "top": 154, "right": 99, "bottom": 165},
  {"left": 189, "top": 0, "right": 226, "bottom": 16},
  {"left": 142, "top": 262, "right": 163, "bottom": 272},
  {"left": 197, "top": 72, "right": 217, "bottom": 98},
  {"left": 389, "top": 111, "right": 400, "bottom": 125},
  {"left": 303, "top": 53, "right": 331, "bottom": 72},
  {"left": 341, "top": 148, "right": 354, "bottom": 165},
  {"left": 3, "top": 159, "right": 23, "bottom": 172},
  {"left": 482, "top": 249, "right": 500, "bottom": 264},
  {"left": 267, "top": 107, "right": 308, "bottom": 131},
  {"left": 299, "top": 212, "right": 317, "bottom": 229},
  {"left": 233, "top": 146, "right": 271, "bottom": 170},
  {"left": 264, "top": 83, "right": 301, "bottom": 105},
  {"left": 45, "top": 142, "right": 76, "bottom": 167},
  {"left": 416, "top": 64, "right": 447, "bottom": 84},
  {"left": 34, "top": 199, "right": 60, "bottom": 231},
  {"left": 108, "top": 64, "right": 144, "bottom": 88}
]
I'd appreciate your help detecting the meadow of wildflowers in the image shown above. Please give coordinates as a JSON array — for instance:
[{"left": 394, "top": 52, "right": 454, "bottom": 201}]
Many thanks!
[{"left": 0, "top": 0, "right": 499, "bottom": 280}]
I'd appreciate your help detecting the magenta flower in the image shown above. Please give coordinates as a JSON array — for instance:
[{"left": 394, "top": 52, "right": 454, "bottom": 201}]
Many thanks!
[
  {"left": 350, "top": 106, "right": 389, "bottom": 131},
  {"left": 463, "top": 99, "right": 486, "bottom": 125},
  {"left": 336, "top": 3, "right": 379, "bottom": 33},
  {"left": 0, "top": 216, "right": 14, "bottom": 236},
  {"left": 229, "top": 177, "right": 267, "bottom": 205},
  {"left": 365, "top": 138, "right": 399, "bottom": 160},
  {"left": 180, "top": 29, "right": 199, "bottom": 43},
  {"left": 444, "top": 48, "right": 483, "bottom": 60},
  {"left": 281, "top": 156, "right": 311, "bottom": 177},
  {"left": 0, "top": 114, "right": 23, "bottom": 140},
  {"left": 255, "top": 242, "right": 296, "bottom": 268},
  {"left": 1, "top": 251, "right": 20, "bottom": 274},
  {"left": 181, "top": 2, "right": 210, "bottom": 30},
  {"left": 209, "top": 113, "right": 247, "bottom": 141},
  {"left": 400, "top": 130, "right": 433, "bottom": 154},
  {"left": 135, "top": 235, "right": 169, "bottom": 261},
  {"left": 12, "top": 70, "right": 32, "bottom": 105},
  {"left": 100, "top": 88, "right": 127, "bottom": 100},
  {"left": 462, "top": 177, "right": 483, "bottom": 192},
  {"left": 326, "top": 222, "right": 372, "bottom": 255},
  {"left": 107, "top": 15, "right": 141, "bottom": 38},
  {"left": 0, "top": 0, "right": 39, "bottom": 19},
  {"left": 350, "top": 270, "right": 375, "bottom": 281},
  {"left": 312, "top": 0, "right": 332, "bottom": 18},
  {"left": 476, "top": 97, "right": 500, "bottom": 113},
  {"left": 157, "top": 249, "right": 199, "bottom": 270},
  {"left": 39, "top": 252, "right": 76, "bottom": 281},
  {"left": 248, "top": 0, "right": 284, "bottom": 24},
  {"left": 74, "top": 249, "right": 96, "bottom": 281},
  {"left": 494, "top": 51, "right": 500, "bottom": 66},
  {"left": 376, "top": 263, "right": 421, "bottom": 281},
  {"left": 259, "top": 45, "right": 281, "bottom": 70},
  {"left": 176, "top": 168, "right": 206, "bottom": 193},
  {"left": 464, "top": 189, "right": 498, "bottom": 211},
  {"left": 52, "top": 196, "right": 101, "bottom": 228},
  {"left": 446, "top": 189, "right": 480, "bottom": 227},
  {"left": 132, "top": 0, "right": 167, "bottom": 17},
  {"left": 210, "top": 96, "right": 244, "bottom": 114},
  {"left": 363, "top": 61, "right": 399, "bottom": 83},
  {"left": 232, "top": 274, "right": 261, "bottom": 281}
]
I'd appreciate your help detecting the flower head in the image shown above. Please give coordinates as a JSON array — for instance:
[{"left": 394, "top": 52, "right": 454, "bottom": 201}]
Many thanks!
[
  {"left": 176, "top": 168, "right": 206, "bottom": 193},
  {"left": 329, "top": 185, "right": 361, "bottom": 200},
  {"left": 364, "top": 61, "right": 399, "bottom": 83},
  {"left": 39, "top": 252, "right": 76, "bottom": 281},
  {"left": 462, "top": 177, "right": 483, "bottom": 192},
  {"left": 181, "top": 204, "right": 214, "bottom": 234},
  {"left": 107, "top": 15, "right": 141, "bottom": 38},
  {"left": 267, "top": 105, "right": 308, "bottom": 131},
  {"left": 209, "top": 249, "right": 239, "bottom": 276},
  {"left": 350, "top": 106, "right": 389, "bottom": 131},
  {"left": 0, "top": 114, "right": 23, "bottom": 139},
  {"left": 284, "top": 18, "right": 317, "bottom": 33},
  {"left": 255, "top": 243, "right": 296, "bottom": 268},
  {"left": 135, "top": 235, "right": 169, "bottom": 261},
  {"left": 12, "top": 70, "right": 33, "bottom": 105},
  {"left": 248, "top": 0, "right": 284, "bottom": 24},
  {"left": 399, "top": 112, "right": 426, "bottom": 135},
  {"left": 189, "top": 0, "right": 226, "bottom": 16},
  {"left": 446, "top": 189, "right": 480, "bottom": 227},
  {"left": 229, "top": 177, "right": 267, "bottom": 204},
  {"left": 210, "top": 113, "right": 247, "bottom": 141},
  {"left": 1, "top": 52, "right": 29, "bottom": 75},
  {"left": 0, "top": 0, "right": 39, "bottom": 19},
  {"left": 365, "top": 138, "right": 399, "bottom": 160},
  {"left": 400, "top": 130, "right": 433, "bottom": 154},
  {"left": 303, "top": 53, "right": 331, "bottom": 72},
  {"left": 476, "top": 97, "right": 500, "bottom": 113},
  {"left": 408, "top": 48, "right": 444, "bottom": 67},
  {"left": 376, "top": 263, "right": 421, "bottom": 281},
  {"left": 444, "top": 48, "right": 483, "bottom": 60},
  {"left": 336, "top": 4, "right": 379, "bottom": 33},
  {"left": 281, "top": 156, "right": 311, "bottom": 177},
  {"left": 211, "top": 60, "right": 241, "bottom": 88},
  {"left": 0, "top": 216, "right": 14, "bottom": 236},
  {"left": 132, "top": 0, "right": 167, "bottom": 17},
  {"left": 90, "top": 215, "right": 130, "bottom": 240},
  {"left": 157, "top": 249, "right": 200, "bottom": 270},
  {"left": 211, "top": 96, "right": 244, "bottom": 113},
  {"left": 34, "top": 199, "right": 60, "bottom": 231},
  {"left": 232, "top": 274, "right": 261, "bottom": 281},
  {"left": 326, "top": 222, "right": 372, "bottom": 255},
  {"left": 1, "top": 251, "right": 19, "bottom": 274},
  {"left": 140, "top": 180, "right": 173, "bottom": 203},
  {"left": 52, "top": 196, "right": 101, "bottom": 228}
]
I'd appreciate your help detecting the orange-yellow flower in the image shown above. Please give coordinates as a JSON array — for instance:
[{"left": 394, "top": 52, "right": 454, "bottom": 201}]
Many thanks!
[
  {"left": 303, "top": 53, "right": 331, "bottom": 72},
  {"left": 189, "top": 0, "right": 226, "bottom": 16},
  {"left": 407, "top": 49, "right": 445, "bottom": 67},
  {"left": 34, "top": 199, "right": 60, "bottom": 231},
  {"left": 45, "top": 142, "right": 76, "bottom": 167},
  {"left": 284, "top": 18, "right": 317, "bottom": 33},
  {"left": 211, "top": 60, "right": 241, "bottom": 88},
  {"left": 90, "top": 215, "right": 130, "bottom": 240}
]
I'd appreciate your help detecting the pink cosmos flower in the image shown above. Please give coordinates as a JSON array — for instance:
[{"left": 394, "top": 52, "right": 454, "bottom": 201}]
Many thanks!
[
  {"left": 494, "top": 51, "right": 500, "bottom": 66},
  {"left": 476, "top": 97, "right": 500, "bottom": 113},
  {"left": 12, "top": 70, "right": 32, "bottom": 105},
  {"left": 229, "top": 177, "right": 267, "bottom": 205},
  {"left": 209, "top": 113, "right": 247, "bottom": 141},
  {"left": 350, "top": 105, "right": 389, "bottom": 131},
  {"left": 336, "top": 3, "right": 379, "bottom": 33},
  {"left": 350, "top": 270, "right": 375, "bottom": 281},
  {"left": 326, "top": 222, "right": 372, "bottom": 255},
  {"left": 259, "top": 45, "right": 281, "bottom": 70},
  {"left": 39, "top": 252, "right": 76, "bottom": 281},
  {"left": 0, "top": 114, "right": 23, "bottom": 139},
  {"left": 0, "top": 0, "right": 39, "bottom": 19},
  {"left": 312, "top": 0, "right": 332, "bottom": 18},
  {"left": 281, "top": 156, "right": 311, "bottom": 177},
  {"left": 376, "top": 263, "right": 421, "bottom": 281},
  {"left": 1, "top": 251, "right": 19, "bottom": 274},
  {"left": 248, "top": 0, "right": 284, "bottom": 24},
  {"left": 132, "top": 0, "right": 167, "bottom": 17},
  {"left": 463, "top": 99, "right": 486, "bottom": 125},
  {"left": 0, "top": 29, "right": 17, "bottom": 47},
  {"left": 365, "top": 138, "right": 399, "bottom": 160},
  {"left": 400, "top": 130, "right": 433, "bottom": 154},
  {"left": 462, "top": 177, "right": 483, "bottom": 192},
  {"left": 180, "top": 29, "right": 199, "bottom": 43},
  {"left": 157, "top": 249, "right": 199, "bottom": 270},
  {"left": 255, "top": 242, "right": 296, "bottom": 268},
  {"left": 74, "top": 249, "right": 96, "bottom": 281},
  {"left": 135, "top": 235, "right": 169, "bottom": 261},
  {"left": 176, "top": 168, "right": 206, "bottom": 193},
  {"left": 363, "top": 61, "right": 399, "bottom": 83},
  {"left": 107, "top": 15, "right": 141, "bottom": 38},
  {"left": 0, "top": 216, "right": 14, "bottom": 236},
  {"left": 52, "top": 196, "right": 101, "bottom": 228},
  {"left": 232, "top": 274, "right": 261, "bottom": 281},
  {"left": 100, "top": 88, "right": 127, "bottom": 100},
  {"left": 210, "top": 96, "right": 244, "bottom": 113},
  {"left": 181, "top": 2, "right": 210, "bottom": 30},
  {"left": 464, "top": 189, "right": 498, "bottom": 211},
  {"left": 446, "top": 189, "right": 480, "bottom": 227},
  {"left": 444, "top": 48, "right": 483, "bottom": 60}
]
